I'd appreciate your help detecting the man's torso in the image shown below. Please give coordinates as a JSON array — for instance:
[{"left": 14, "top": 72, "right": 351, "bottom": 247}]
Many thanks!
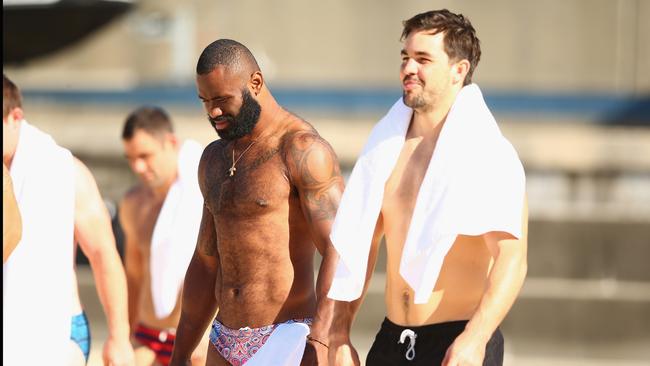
[
  {"left": 381, "top": 133, "right": 494, "bottom": 326},
  {"left": 125, "top": 188, "right": 182, "bottom": 328},
  {"left": 202, "top": 116, "right": 319, "bottom": 329}
]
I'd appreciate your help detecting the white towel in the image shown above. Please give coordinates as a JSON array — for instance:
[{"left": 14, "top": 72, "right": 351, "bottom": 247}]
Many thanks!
[
  {"left": 3, "top": 121, "right": 75, "bottom": 365},
  {"left": 246, "top": 322, "right": 311, "bottom": 366},
  {"left": 150, "top": 140, "right": 204, "bottom": 318},
  {"left": 328, "top": 84, "right": 526, "bottom": 304}
]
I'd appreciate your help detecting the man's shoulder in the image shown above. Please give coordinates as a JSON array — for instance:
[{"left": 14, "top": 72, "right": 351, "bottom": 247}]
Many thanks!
[
  {"left": 278, "top": 116, "right": 341, "bottom": 181},
  {"left": 279, "top": 116, "right": 327, "bottom": 150},
  {"left": 201, "top": 139, "right": 228, "bottom": 161}
]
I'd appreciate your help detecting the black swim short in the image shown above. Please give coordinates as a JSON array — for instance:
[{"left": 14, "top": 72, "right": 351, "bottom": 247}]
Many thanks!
[{"left": 366, "top": 317, "right": 503, "bottom": 365}]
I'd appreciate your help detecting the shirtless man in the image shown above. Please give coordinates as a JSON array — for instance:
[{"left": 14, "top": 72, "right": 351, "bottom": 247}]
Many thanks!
[
  {"left": 119, "top": 106, "right": 208, "bottom": 365},
  {"left": 169, "top": 39, "right": 344, "bottom": 366},
  {"left": 3, "top": 163, "right": 21, "bottom": 262},
  {"left": 3, "top": 74, "right": 134, "bottom": 366},
  {"left": 328, "top": 10, "right": 528, "bottom": 366}
]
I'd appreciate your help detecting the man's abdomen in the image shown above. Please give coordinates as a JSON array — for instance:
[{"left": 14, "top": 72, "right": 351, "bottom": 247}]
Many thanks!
[{"left": 385, "top": 235, "right": 493, "bottom": 326}]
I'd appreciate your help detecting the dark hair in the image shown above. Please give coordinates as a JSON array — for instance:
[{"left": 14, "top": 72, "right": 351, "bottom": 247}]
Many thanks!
[
  {"left": 122, "top": 106, "right": 174, "bottom": 140},
  {"left": 402, "top": 9, "right": 481, "bottom": 85},
  {"left": 3, "top": 74, "right": 22, "bottom": 118},
  {"left": 196, "top": 39, "right": 260, "bottom": 75}
]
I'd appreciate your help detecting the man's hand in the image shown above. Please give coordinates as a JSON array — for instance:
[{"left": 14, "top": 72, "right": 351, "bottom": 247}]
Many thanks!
[
  {"left": 102, "top": 336, "right": 135, "bottom": 366},
  {"left": 300, "top": 339, "right": 328, "bottom": 366},
  {"left": 441, "top": 331, "right": 486, "bottom": 366},
  {"left": 328, "top": 338, "right": 360, "bottom": 366}
]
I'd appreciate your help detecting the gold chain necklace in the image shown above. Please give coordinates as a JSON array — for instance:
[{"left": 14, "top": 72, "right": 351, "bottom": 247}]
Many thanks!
[{"left": 228, "top": 140, "right": 257, "bottom": 177}]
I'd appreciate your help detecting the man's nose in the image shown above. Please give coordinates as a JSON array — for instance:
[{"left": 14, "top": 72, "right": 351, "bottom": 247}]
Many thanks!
[
  {"left": 208, "top": 105, "right": 223, "bottom": 118},
  {"left": 133, "top": 159, "right": 147, "bottom": 174},
  {"left": 402, "top": 58, "right": 418, "bottom": 75}
]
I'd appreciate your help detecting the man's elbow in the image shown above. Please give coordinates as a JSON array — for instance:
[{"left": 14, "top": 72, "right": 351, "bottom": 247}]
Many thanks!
[
  {"left": 498, "top": 242, "right": 527, "bottom": 283},
  {"left": 518, "top": 259, "right": 528, "bottom": 282},
  {"left": 84, "top": 240, "right": 120, "bottom": 266},
  {"left": 512, "top": 249, "right": 528, "bottom": 286}
]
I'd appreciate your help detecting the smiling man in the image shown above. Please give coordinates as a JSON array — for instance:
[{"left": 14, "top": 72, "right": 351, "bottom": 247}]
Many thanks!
[
  {"left": 169, "top": 39, "right": 344, "bottom": 366},
  {"left": 328, "top": 10, "right": 528, "bottom": 366}
]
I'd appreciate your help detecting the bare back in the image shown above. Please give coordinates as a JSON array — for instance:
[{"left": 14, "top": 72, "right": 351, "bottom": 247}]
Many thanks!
[
  {"left": 382, "top": 134, "right": 495, "bottom": 326},
  {"left": 121, "top": 186, "right": 183, "bottom": 329},
  {"left": 200, "top": 115, "right": 331, "bottom": 329}
]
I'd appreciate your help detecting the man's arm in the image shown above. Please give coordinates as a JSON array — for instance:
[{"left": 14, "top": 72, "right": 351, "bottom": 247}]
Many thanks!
[
  {"left": 443, "top": 199, "right": 529, "bottom": 366},
  {"left": 73, "top": 158, "right": 135, "bottom": 366},
  {"left": 169, "top": 204, "right": 219, "bottom": 366},
  {"left": 118, "top": 194, "right": 144, "bottom": 333},
  {"left": 3, "top": 163, "right": 22, "bottom": 263},
  {"left": 328, "top": 215, "right": 383, "bottom": 366},
  {"left": 284, "top": 131, "right": 345, "bottom": 363}
]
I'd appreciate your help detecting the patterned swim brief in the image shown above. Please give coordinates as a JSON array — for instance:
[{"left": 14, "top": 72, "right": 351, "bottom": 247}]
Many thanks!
[{"left": 209, "top": 317, "right": 313, "bottom": 366}]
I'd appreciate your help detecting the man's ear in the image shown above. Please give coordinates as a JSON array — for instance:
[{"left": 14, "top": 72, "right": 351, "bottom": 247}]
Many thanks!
[
  {"left": 451, "top": 59, "right": 470, "bottom": 85},
  {"left": 249, "top": 71, "right": 264, "bottom": 96},
  {"left": 8, "top": 107, "right": 24, "bottom": 125},
  {"left": 166, "top": 132, "right": 179, "bottom": 149}
]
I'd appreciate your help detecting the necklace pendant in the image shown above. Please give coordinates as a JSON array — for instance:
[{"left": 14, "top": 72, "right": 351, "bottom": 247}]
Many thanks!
[{"left": 228, "top": 166, "right": 236, "bottom": 176}]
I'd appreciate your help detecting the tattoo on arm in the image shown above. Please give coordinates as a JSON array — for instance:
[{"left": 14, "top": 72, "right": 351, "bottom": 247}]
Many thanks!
[{"left": 288, "top": 133, "right": 344, "bottom": 224}]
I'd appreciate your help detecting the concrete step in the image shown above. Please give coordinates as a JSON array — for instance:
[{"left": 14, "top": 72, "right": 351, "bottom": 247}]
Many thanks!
[{"left": 528, "top": 219, "right": 650, "bottom": 281}]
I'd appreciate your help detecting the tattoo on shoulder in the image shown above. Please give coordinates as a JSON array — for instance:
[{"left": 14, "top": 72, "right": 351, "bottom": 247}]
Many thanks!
[{"left": 286, "top": 132, "right": 343, "bottom": 223}]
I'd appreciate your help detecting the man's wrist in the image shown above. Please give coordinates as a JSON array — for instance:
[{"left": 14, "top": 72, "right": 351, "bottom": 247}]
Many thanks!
[
  {"left": 306, "top": 335, "right": 329, "bottom": 349},
  {"left": 108, "top": 325, "right": 132, "bottom": 342},
  {"left": 463, "top": 319, "right": 493, "bottom": 345}
]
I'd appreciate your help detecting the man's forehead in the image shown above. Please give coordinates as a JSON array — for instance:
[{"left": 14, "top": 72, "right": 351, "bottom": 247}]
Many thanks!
[
  {"left": 196, "top": 65, "right": 244, "bottom": 93},
  {"left": 200, "top": 65, "right": 243, "bottom": 81},
  {"left": 127, "top": 130, "right": 166, "bottom": 146},
  {"left": 402, "top": 31, "right": 446, "bottom": 52}
]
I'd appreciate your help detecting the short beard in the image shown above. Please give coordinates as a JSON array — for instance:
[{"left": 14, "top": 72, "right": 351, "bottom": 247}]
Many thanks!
[
  {"left": 403, "top": 91, "right": 429, "bottom": 110},
  {"left": 209, "top": 89, "right": 261, "bottom": 141}
]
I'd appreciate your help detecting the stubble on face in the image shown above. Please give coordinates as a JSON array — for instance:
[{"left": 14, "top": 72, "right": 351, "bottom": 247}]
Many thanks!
[{"left": 403, "top": 85, "right": 429, "bottom": 110}]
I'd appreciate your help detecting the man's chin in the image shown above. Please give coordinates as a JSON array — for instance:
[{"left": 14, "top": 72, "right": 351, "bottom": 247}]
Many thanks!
[
  {"left": 216, "top": 129, "right": 236, "bottom": 141},
  {"left": 403, "top": 94, "right": 427, "bottom": 109},
  {"left": 139, "top": 178, "right": 159, "bottom": 189}
]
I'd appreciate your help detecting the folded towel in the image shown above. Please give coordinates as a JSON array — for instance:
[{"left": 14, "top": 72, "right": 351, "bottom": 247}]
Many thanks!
[
  {"left": 328, "top": 84, "right": 526, "bottom": 304},
  {"left": 150, "top": 140, "right": 204, "bottom": 318},
  {"left": 246, "top": 322, "right": 311, "bottom": 366},
  {"left": 3, "top": 121, "right": 75, "bottom": 365}
]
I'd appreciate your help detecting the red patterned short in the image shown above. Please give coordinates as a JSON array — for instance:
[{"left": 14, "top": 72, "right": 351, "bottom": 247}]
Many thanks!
[{"left": 134, "top": 323, "right": 176, "bottom": 366}]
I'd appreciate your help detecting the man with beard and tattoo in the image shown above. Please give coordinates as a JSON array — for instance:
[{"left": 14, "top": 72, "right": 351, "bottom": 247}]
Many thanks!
[{"left": 169, "top": 39, "right": 344, "bottom": 366}]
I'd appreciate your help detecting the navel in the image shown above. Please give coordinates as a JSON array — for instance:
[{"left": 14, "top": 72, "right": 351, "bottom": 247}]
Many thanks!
[{"left": 402, "top": 289, "right": 411, "bottom": 309}]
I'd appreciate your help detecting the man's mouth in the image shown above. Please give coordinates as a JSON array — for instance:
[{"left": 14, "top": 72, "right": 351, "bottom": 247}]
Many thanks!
[
  {"left": 210, "top": 117, "right": 231, "bottom": 130},
  {"left": 403, "top": 77, "right": 422, "bottom": 91}
]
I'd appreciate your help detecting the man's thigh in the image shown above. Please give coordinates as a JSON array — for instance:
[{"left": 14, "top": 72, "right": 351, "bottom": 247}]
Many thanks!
[
  {"left": 206, "top": 345, "right": 231, "bottom": 366},
  {"left": 67, "top": 339, "right": 86, "bottom": 366}
]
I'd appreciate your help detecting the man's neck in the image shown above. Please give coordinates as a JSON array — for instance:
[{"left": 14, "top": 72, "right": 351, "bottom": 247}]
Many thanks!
[
  {"left": 239, "top": 99, "right": 287, "bottom": 144},
  {"left": 3, "top": 120, "right": 22, "bottom": 169},
  {"left": 3, "top": 154, "right": 15, "bottom": 170},
  {"left": 148, "top": 173, "right": 177, "bottom": 201},
  {"left": 409, "top": 87, "right": 461, "bottom": 139}
]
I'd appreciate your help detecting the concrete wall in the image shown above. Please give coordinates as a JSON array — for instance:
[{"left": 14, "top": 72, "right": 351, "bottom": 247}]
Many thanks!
[{"left": 5, "top": 0, "right": 649, "bottom": 93}]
